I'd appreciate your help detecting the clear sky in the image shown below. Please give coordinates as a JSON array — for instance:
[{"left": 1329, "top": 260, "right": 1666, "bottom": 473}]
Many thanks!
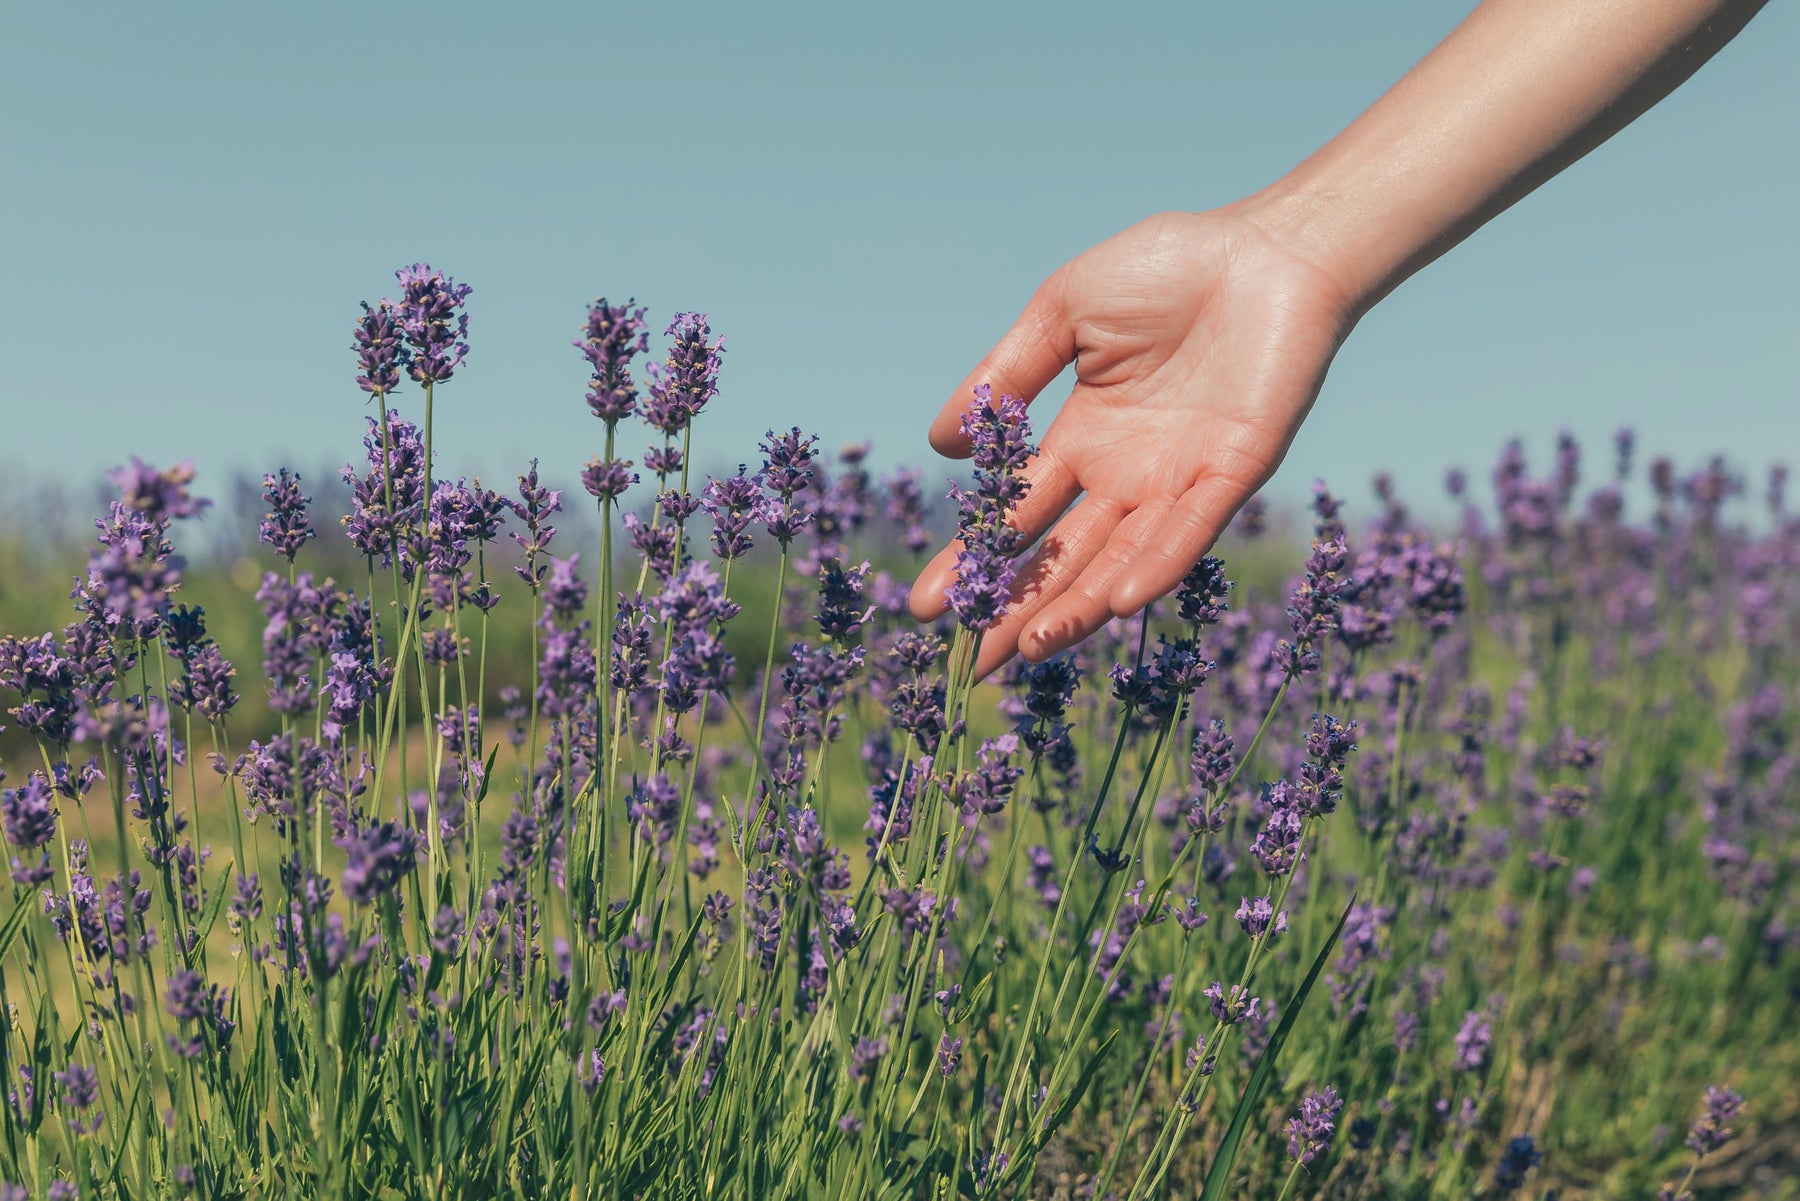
[{"left": 2, "top": 0, "right": 1794, "bottom": 525}]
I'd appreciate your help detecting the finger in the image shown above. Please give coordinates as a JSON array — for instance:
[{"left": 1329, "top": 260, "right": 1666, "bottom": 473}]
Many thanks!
[
  {"left": 908, "top": 448, "right": 1083, "bottom": 623},
  {"left": 928, "top": 268, "right": 1075, "bottom": 459},
  {"left": 969, "top": 495, "right": 1128, "bottom": 680},
  {"left": 908, "top": 539, "right": 962, "bottom": 622},
  {"left": 1107, "top": 476, "right": 1253, "bottom": 618},
  {"left": 1018, "top": 498, "right": 1178, "bottom": 662}
]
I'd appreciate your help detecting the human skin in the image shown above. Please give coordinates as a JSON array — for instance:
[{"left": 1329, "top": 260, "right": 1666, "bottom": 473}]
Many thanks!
[{"left": 908, "top": 0, "right": 1770, "bottom": 680}]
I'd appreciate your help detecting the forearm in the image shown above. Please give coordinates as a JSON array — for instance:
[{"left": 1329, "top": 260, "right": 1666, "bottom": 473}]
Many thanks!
[{"left": 1245, "top": 0, "right": 1769, "bottom": 318}]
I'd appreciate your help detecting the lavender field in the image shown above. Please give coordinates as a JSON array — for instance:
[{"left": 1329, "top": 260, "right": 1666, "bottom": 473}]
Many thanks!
[{"left": 0, "top": 266, "right": 1793, "bottom": 1199}]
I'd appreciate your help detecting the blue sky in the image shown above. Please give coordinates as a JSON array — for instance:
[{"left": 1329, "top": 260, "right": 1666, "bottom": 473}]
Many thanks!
[{"left": 2, "top": 0, "right": 1794, "bottom": 525}]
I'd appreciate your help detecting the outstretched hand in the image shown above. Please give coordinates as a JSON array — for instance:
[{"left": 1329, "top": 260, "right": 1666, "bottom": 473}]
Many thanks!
[{"left": 909, "top": 206, "right": 1358, "bottom": 678}]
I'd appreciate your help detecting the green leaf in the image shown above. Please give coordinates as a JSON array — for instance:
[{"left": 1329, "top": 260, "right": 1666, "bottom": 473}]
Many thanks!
[
  {"left": 194, "top": 857, "right": 236, "bottom": 946},
  {"left": 1197, "top": 892, "right": 1356, "bottom": 1201},
  {"left": 0, "top": 895, "right": 32, "bottom": 964}
]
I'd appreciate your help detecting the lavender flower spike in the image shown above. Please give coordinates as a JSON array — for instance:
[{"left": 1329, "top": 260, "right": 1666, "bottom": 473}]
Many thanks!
[
  {"left": 1685, "top": 1085, "right": 1745, "bottom": 1157},
  {"left": 353, "top": 299, "right": 409, "bottom": 396},
  {"left": 945, "top": 386, "right": 1035, "bottom": 631},
  {"left": 1284, "top": 1085, "right": 1343, "bottom": 1164},
  {"left": 643, "top": 312, "right": 724, "bottom": 435},
  {"left": 394, "top": 264, "right": 472, "bottom": 385},
  {"left": 259, "top": 469, "right": 314, "bottom": 562},
  {"left": 576, "top": 298, "right": 649, "bottom": 423}
]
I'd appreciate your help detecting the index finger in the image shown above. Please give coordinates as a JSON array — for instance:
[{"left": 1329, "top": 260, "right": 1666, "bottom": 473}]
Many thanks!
[{"left": 928, "top": 267, "right": 1075, "bottom": 459}]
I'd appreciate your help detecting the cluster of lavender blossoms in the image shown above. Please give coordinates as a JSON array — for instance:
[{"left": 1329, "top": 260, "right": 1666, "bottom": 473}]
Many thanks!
[{"left": 0, "top": 263, "right": 1789, "bottom": 1200}]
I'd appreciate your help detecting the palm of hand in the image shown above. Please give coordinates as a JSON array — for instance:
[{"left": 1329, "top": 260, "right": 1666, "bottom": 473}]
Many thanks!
[{"left": 910, "top": 209, "right": 1353, "bottom": 677}]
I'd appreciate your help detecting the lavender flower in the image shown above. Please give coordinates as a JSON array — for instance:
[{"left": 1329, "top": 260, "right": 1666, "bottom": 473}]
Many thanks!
[
  {"left": 352, "top": 299, "right": 408, "bottom": 396},
  {"left": 815, "top": 558, "right": 873, "bottom": 643},
  {"left": 54, "top": 1064, "right": 101, "bottom": 1134},
  {"left": 394, "top": 263, "right": 472, "bottom": 385},
  {"left": 1284, "top": 1085, "right": 1343, "bottom": 1164},
  {"left": 1176, "top": 555, "right": 1232, "bottom": 627},
  {"left": 1684, "top": 1085, "right": 1745, "bottom": 1157},
  {"left": 1453, "top": 1010, "right": 1491, "bottom": 1072},
  {"left": 759, "top": 428, "right": 819, "bottom": 501},
  {"left": 944, "top": 386, "right": 1034, "bottom": 631},
  {"left": 342, "top": 411, "right": 427, "bottom": 563},
  {"left": 937, "top": 1034, "right": 963, "bottom": 1077},
  {"left": 576, "top": 298, "right": 649, "bottom": 422},
  {"left": 1204, "top": 981, "right": 1260, "bottom": 1026},
  {"left": 341, "top": 821, "right": 419, "bottom": 905},
  {"left": 1235, "top": 895, "right": 1287, "bottom": 942},
  {"left": 581, "top": 456, "right": 637, "bottom": 502},
  {"left": 642, "top": 312, "right": 723, "bottom": 435},
  {"left": 259, "top": 469, "right": 314, "bottom": 561}
]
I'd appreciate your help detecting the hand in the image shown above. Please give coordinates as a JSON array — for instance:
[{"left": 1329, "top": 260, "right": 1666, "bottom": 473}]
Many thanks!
[{"left": 909, "top": 204, "right": 1359, "bottom": 678}]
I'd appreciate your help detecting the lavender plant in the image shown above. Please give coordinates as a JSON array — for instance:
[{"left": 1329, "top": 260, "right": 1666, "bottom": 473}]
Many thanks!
[{"left": 0, "top": 266, "right": 1792, "bottom": 1200}]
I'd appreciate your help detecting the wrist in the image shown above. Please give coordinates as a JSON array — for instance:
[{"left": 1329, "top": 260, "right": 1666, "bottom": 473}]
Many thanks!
[{"left": 1231, "top": 175, "right": 1424, "bottom": 326}]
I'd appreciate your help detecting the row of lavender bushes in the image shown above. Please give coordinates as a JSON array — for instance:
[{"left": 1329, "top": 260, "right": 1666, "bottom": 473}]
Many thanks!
[{"left": 0, "top": 265, "right": 1792, "bottom": 1199}]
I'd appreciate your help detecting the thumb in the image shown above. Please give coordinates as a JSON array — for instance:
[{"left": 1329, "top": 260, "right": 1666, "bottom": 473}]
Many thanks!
[{"left": 928, "top": 267, "right": 1075, "bottom": 459}]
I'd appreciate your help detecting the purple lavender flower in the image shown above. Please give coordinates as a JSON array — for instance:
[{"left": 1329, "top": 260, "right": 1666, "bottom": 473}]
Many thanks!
[
  {"left": 508, "top": 459, "right": 564, "bottom": 590},
  {"left": 1204, "top": 981, "right": 1260, "bottom": 1026},
  {"left": 1234, "top": 895, "right": 1288, "bottom": 942},
  {"left": 110, "top": 458, "right": 210, "bottom": 523},
  {"left": 657, "top": 560, "right": 740, "bottom": 634},
  {"left": 1453, "top": 1010, "right": 1491, "bottom": 1072},
  {"left": 848, "top": 1035, "right": 889, "bottom": 1081},
  {"left": 1405, "top": 540, "right": 1466, "bottom": 632},
  {"left": 3, "top": 772, "right": 58, "bottom": 852},
  {"left": 341, "top": 821, "right": 419, "bottom": 905},
  {"left": 1685, "top": 1085, "right": 1745, "bottom": 1157},
  {"left": 759, "top": 428, "right": 819, "bottom": 501},
  {"left": 815, "top": 558, "right": 873, "bottom": 643},
  {"left": 937, "top": 1034, "right": 963, "bottom": 1077},
  {"left": 1176, "top": 556, "right": 1232, "bottom": 627},
  {"left": 954, "top": 735, "right": 1023, "bottom": 818},
  {"left": 394, "top": 263, "right": 472, "bottom": 385},
  {"left": 320, "top": 651, "right": 377, "bottom": 736},
  {"left": 1190, "top": 718, "right": 1236, "bottom": 795},
  {"left": 642, "top": 313, "right": 723, "bottom": 435},
  {"left": 1286, "top": 535, "right": 1349, "bottom": 649},
  {"left": 352, "top": 299, "right": 408, "bottom": 396},
  {"left": 1250, "top": 781, "right": 1307, "bottom": 876},
  {"left": 540, "top": 556, "right": 589, "bottom": 626},
  {"left": 701, "top": 469, "right": 768, "bottom": 561},
  {"left": 945, "top": 542, "right": 1018, "bottom": 632},
  {"left": 970, "top": 1149, "right": 1010, "bottom": 1191},
  {"left": 882, "top": 467, "right": 932, "bottom": 554},
  {"left": 77, "top": 493, "right": 189, "bottom": 641},
  {"left": 576, "top": 298, "right": 649, "bottom": 423},
  {"left": 258, "top": 469, "right": 314, "bottom": 561},
  {"left": 608, "top": 593, "right": 656, "bottom": 697},
  {"left": 1284, "top": 1085, "right": 1343, "bottom": 1164},
  {"left": 581, "top": 456, "right": 638, "bottom": 502},
  {"left": 342, "top": 411, "right": 428, "bottom": 563},
  {"left": 54, "top": 1064, "right": 102, "bottom": 1134},
  {"left": 944, "top": 386, "right": 1034, "bottom": 631},
  {"left": 170, "top": 642, "right": 238, "bottom": 723}
]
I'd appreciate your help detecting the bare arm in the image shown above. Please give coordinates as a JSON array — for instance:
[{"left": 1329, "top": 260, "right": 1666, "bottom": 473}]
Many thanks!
[
  {"left": 910, "top": 0, "right": 1770, "bottom": 676},
  {"left": 1258, "top": 0, "right": 1771, "bottom": 315}
]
